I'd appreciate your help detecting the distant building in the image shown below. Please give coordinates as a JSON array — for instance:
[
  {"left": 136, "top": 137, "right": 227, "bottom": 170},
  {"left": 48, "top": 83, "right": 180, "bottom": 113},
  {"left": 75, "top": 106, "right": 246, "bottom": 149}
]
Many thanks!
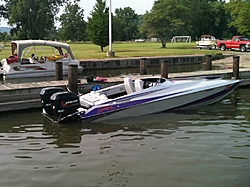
[{"left": 151, "top": 38, "right": 158, "bottom": 42}]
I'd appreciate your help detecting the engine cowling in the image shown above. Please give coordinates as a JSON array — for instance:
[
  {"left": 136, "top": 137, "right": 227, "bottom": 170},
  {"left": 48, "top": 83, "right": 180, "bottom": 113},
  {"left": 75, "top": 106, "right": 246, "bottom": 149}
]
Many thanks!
[
  {"left": 40, "top": 87, "right": 64, "bottom": 114},
  {"left": 50, "top": 91, "right": 80, "bottom": 120}
]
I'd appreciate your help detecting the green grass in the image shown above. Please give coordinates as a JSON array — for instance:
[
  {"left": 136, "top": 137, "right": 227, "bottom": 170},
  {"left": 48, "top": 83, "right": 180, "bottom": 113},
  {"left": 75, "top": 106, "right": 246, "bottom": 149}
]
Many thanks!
[{"left": 0, "top": 41, "right": 231, "bottom": 60}]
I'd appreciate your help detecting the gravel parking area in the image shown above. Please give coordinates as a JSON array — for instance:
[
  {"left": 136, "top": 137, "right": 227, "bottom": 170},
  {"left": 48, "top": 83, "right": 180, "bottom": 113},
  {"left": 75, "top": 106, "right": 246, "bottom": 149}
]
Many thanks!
[{"left": 213, "top": 52, "right": 250, "bottom": 68}]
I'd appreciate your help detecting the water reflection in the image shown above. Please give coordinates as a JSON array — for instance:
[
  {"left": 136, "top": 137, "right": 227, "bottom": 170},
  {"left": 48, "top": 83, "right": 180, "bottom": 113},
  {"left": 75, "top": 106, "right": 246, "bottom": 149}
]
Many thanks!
[{"left": 43, "top": 121, "right": 83, "bottom": 148}]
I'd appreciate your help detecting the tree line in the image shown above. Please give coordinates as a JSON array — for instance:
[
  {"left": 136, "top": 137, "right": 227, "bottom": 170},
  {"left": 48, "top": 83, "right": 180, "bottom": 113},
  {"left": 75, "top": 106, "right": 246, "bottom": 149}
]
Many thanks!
[{"left": 0, "top": 0, "right": 249, "bottom": 50}]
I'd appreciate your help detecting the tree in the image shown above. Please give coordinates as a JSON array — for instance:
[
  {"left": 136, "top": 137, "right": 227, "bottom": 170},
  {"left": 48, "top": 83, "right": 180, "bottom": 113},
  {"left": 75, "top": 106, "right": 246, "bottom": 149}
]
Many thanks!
[
  {"left": 0, "top": 31, "right": 10, "bottom": 42},
  {"left": 112, "top": 16, "right": 123, "bottom": 41},
  {"left": 140, "top": 0, "right": 190, "bottom": 48},
  {"left": 172, "top": 0, "right": 229, "bottom": 39},
  {"left": 45, "top": 26, "right": 59, "bottom": 41},
  {"left": 208, "top": 1, "right": 228, "bottom": 39},
  {"left": 1, "top": 0, "right": 67, "bottom": 39},
  {"left": 178, "top": 0, "right": 211, "bottom": 39},
  {"left": 136, "top": 15, "right": 148, "bottom": 40},
  {"left": 225, "top": 0, "right": 250, "bottom": 36},
  {"left": 59, "top": 2, "right": 86, "bottom": 41},
  {"left": 86, "top": 0, "right": 109, "bottom": 52},
  {"left": 114, "top": 7, "right": 139, "bottom": 41}
]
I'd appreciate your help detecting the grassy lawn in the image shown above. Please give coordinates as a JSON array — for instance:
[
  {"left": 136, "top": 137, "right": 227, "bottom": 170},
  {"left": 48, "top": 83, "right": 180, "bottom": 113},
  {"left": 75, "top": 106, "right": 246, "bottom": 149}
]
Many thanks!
[{"left": 0, "top": 41, "right": 227, "bottom": 61}]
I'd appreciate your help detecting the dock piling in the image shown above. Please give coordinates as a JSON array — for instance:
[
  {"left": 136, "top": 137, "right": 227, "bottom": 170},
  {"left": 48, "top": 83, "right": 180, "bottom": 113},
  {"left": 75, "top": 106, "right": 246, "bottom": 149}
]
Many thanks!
[
  {"left": 232, "top": 56, "right": 240, "bottom": 79},
  {"left": 161, "top": 60, "right": 169, "bottom": 78},
  {"left": 0, "top": 74, "right": 4, "bottom": 82},
  {"left": 68, "top": 64, "right": 78, "bottom": 93},
  {"left": 55, "top": 61, "right": 63, "bottom": 80},
  {"left": 140, "top": 58, "right": 148, "bottom": 75},
  {"left": 206, "top": 55, "right": 212, "bottom": 70}
]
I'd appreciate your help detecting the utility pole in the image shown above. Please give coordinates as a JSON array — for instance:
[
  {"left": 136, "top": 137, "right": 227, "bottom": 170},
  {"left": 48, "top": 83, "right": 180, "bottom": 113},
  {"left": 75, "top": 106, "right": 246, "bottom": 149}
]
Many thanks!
[{"left": 107, "top": 0, "right": 115, "bottom": 57}]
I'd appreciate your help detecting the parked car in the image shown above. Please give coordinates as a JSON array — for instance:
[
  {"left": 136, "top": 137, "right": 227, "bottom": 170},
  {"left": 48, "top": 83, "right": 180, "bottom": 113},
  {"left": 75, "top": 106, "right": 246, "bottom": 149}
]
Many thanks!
[
  {"left": 135, "top": 39, "right": 146, "bottom": 42},
  {"left": 196, "top": 34, "right": 217, "bottom": 50},
  {"left": 216, "top": 36, "right": 250, "bottom": 52}
]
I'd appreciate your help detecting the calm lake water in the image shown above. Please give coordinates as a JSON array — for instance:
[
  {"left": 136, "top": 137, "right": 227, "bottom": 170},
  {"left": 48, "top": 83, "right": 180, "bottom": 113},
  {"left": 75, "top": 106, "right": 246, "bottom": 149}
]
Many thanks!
[{"left": 0, "top": 87, "right": 249, "bottom": 187}]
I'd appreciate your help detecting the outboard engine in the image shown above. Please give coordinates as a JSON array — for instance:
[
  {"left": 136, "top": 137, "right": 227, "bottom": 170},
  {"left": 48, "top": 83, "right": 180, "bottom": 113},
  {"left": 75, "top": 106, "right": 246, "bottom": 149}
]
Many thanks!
[
  {"left": 40, "top": 87, "right": 64, "bottom": 114},
  {"left": 50, "top": 92, "right": 80, "bottom": 120}
]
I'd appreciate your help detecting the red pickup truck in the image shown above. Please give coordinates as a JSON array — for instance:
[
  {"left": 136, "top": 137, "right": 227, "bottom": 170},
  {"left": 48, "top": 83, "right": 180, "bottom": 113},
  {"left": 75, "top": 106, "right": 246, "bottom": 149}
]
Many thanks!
[{"left": 216, "top": 36, "right": 250, "bottom": 52}]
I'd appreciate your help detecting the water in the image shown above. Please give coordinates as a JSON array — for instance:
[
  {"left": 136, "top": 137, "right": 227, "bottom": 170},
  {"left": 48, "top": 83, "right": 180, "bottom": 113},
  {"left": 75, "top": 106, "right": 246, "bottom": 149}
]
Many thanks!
[{"left": 0, "top": 87, "right": 249, "bottom": 187}]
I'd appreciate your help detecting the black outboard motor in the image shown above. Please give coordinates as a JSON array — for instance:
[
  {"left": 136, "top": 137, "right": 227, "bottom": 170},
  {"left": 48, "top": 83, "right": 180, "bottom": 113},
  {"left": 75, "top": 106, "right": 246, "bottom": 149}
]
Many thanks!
[
  {"left": 40, "top": 87, "right": 64, "bottom": 114},
  {"left": 50, "top": 91, "right": 80, "bottom": 120}
]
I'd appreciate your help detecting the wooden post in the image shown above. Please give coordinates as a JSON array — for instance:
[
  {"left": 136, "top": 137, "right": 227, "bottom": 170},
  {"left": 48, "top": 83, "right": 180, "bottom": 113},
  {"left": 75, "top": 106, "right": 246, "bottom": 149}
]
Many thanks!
[
  {"left": 161, "top": 60, "right": 169, "bottom": 78},
  {"left": 140, "top": 58, "right": 148, "bottom": 75},
  {"left": 206, "top": 55, "right": 212, "bottom": 70},
  {"left": 55, "top": 61, "right": 63, "bottom": 80},
  {"left": 232, "top": 55, "right": 240, "bottom": 79},
  {"left": 68, "top": 65, "right": 78, "bottom": 93},
  {"left": 0, "top": 74, "right": 4, "bottom": 81}
]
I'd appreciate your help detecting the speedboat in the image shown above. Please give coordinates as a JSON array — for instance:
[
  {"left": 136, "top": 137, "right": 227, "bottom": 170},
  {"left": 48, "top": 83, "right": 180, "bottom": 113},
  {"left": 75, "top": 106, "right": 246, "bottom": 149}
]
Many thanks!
[
  {"left": 40, "top": 76, "right": 242, "bottom": 123},
  {"left": 196, "top": 34, "right": 217, "bottom": 50},
  {"left": 0, "top": 40, "right": 83, "bottom": 79}
]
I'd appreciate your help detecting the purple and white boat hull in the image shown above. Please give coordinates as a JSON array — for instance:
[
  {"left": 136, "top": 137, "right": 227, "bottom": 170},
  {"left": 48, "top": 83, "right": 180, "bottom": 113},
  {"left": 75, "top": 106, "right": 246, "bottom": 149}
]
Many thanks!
[{"left": 77, "top": 77, "right": 241, "bottom": 122}]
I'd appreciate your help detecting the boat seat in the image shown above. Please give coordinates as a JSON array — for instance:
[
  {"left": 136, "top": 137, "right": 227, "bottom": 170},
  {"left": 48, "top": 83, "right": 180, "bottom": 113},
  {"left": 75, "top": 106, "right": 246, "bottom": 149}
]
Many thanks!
[
  {"left": 134, "top": 79, "right": 144, "bottom": 92},
  {"left": 124, "top": 77, "right": 135, "bottom": 94}
]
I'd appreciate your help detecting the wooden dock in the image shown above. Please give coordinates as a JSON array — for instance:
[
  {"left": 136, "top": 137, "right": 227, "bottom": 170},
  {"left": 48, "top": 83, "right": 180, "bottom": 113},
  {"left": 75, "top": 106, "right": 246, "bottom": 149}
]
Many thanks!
[{"left": 0, "top": 67, "right": 249, "bottom": 112}]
